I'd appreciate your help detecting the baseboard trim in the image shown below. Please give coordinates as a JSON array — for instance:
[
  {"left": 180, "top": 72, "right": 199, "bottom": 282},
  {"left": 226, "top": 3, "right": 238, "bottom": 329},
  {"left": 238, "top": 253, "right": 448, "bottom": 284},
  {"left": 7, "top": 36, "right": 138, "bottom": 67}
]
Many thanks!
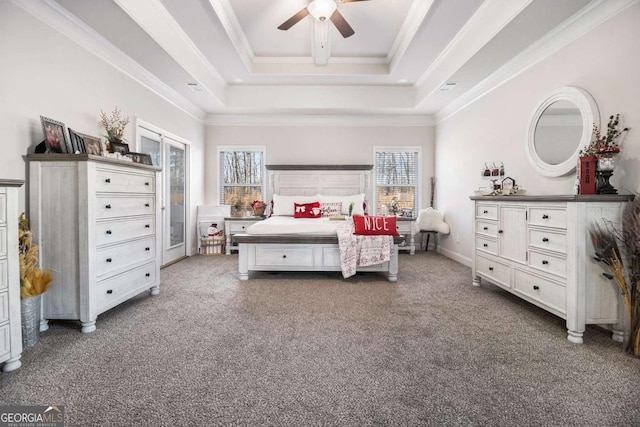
[{"left": 437, "top": 246, "right": 471, "bottom": 267}]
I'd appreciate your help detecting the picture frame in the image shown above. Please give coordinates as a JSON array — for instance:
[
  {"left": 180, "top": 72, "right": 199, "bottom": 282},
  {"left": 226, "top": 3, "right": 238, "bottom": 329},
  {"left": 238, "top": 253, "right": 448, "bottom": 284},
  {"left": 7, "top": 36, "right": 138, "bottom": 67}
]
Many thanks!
[
  {"left": 40, "top": 116, "right": 69, "bottom": 154},
  {"left": 126, "top": 152, "right": 152, "bottom": 165},
  {"left": 67, "top": 128, "right": 86, "bottom": 154},
  {"left": 77, "top": 132, "right": 103, "bottom": 156},
  {"left": 109, "top": 140, "right": 129, "bottom": 155}
]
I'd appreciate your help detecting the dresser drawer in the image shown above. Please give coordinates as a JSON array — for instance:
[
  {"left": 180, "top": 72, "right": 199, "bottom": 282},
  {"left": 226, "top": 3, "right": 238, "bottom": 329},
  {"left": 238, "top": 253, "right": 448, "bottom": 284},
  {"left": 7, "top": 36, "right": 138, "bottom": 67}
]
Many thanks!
[
  {"left": 528, "top": 250, "right": 566, "bottom": 279},
  {"left": 476, "top": 254, "right": 510, "bottom": 288},
  {"left": 528, "top": 228, "right": 567, "bottom": 254},
  {"left": 254, "top": 246, "right": 314, "bottom": 267},
  {"left": 228, "top": 221, "right": 257, "bottom": 233},
  {"left": 514, "top": 269, "right": 566, "bottom": 314},
  {"left": 0, "top": 259, "right": 6, "bottom": 291},
  {"left": 95, "top": 237, "right": 155, "bottom": 278},
  {"left": 476, "top": 236, "right": 498, "bottom": 255},
  {"left": 322, "top": 247, "right": 341, "bottom": 267},
  {"left": 476, "top": 220, "right": 498, "bottom": 237},
  {"left": 95, "top": 196, "right": 155, "bottom": 219},
  {"left": 396, "top": 221, "right": 413, "bottom": 234},
  {"left": 476, "top": 204, "right": 498, "bottom": 220},
  {"left": 528, "top": 207, "right": 567, "bottom": 229},
  {"left": 95, "top": 167, "right": 155, "bottom": 194},
  {"left": 96, "top": 262, "right": 156, "bottom": 312},
  {"left": 96, "top": 216, "right": 155, "bottom": 246},
  {"left": 0, "top": 323, "right": 9, "bottom": 359},
  {"left": 0, "top": 291, "right": 8, "bottom": 324}
]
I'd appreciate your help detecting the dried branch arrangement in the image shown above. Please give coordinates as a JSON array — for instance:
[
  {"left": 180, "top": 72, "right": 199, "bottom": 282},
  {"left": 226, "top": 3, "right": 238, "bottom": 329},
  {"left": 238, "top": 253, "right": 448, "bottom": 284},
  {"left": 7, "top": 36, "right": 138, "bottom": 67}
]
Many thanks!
[
  {"left": 18, "top": 213, "right": 52, "bottom": 299},
  {"left": 590, "top": 196, "right": 640, "bottom": 356}
]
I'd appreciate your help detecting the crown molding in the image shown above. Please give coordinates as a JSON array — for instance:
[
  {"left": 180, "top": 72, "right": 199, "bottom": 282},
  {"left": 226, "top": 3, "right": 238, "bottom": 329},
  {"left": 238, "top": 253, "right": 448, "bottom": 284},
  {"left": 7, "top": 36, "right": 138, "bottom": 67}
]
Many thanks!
[
  {"left": 207, "top": 0, "right": 255, "bottom": 72},
  {"left": 205, "top": 113, "right": 435, "bottom": 127},
  {"left": 388, "top": 0, "right": 435, "bottom": 72},
  {"left": 434, "top": 0, "right": 639, "bottom": 123},
  {"left": 12, "top": 0, "right": 206, "bottom": 122}
]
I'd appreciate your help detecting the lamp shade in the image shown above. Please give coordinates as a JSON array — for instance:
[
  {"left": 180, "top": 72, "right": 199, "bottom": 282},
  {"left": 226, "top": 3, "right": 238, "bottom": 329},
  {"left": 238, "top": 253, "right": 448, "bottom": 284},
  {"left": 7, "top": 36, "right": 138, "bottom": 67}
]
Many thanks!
[{"left": 308, "top": 0, "right": 337, "bottom": 22}]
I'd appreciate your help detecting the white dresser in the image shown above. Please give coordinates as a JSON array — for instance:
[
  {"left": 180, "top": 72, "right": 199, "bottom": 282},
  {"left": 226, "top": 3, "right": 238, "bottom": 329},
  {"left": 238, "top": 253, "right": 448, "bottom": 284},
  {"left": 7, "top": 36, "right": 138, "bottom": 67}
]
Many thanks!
[
  {"left": 0, "top": 179, "right": 23, "bottom": 372},
  {"left": 28, "top": 155, "right": 161, "bottom": 333},
  {"left": 470, "top": 195, "right": 633, "bottom": 343}
]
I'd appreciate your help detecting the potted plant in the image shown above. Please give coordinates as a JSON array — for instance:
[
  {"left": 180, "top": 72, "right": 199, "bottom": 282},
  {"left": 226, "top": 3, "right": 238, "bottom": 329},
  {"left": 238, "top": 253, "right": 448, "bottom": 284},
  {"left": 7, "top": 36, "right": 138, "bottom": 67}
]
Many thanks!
[
  {"left": 18, "top": 213, "right": 52, "bottom": 348},
  {"left": 251, "top": 200, "right": 266, "bottom": 217},
  {"left": 592, "top": 114, "right": 629, "bottom": 170},
  {"left": 100, "top": 106, "right": 130, "bottom": 152}
]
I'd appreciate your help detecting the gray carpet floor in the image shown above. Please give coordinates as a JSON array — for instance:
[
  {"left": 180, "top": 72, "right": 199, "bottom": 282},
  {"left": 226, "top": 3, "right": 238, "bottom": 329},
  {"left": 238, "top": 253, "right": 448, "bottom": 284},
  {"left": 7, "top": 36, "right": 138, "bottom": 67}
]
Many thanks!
[{"left": 1, "top": 252, "right": 639, "bottom": 426}]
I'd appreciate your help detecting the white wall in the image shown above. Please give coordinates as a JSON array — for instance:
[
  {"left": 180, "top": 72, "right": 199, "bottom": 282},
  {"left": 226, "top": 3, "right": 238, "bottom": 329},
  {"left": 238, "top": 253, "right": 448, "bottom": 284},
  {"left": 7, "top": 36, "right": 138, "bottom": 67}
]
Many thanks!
[
  {"left": 435, "top": 3, "right": 640, "bottom": 265},
  {"left": 205, "top": 124, "right": 435, "bottom": 208},
  {"left": 0, "top": 2, "right": 206, "bottom": 254}
]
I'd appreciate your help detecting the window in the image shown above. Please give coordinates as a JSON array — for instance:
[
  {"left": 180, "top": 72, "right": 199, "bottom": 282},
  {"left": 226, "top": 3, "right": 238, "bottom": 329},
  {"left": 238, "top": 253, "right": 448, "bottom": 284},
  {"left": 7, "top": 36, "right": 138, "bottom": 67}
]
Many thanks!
[
  {"left": 218, "top": 146, "right": 265, "bottom": 216},
  {"left": 373, "top": 147, "right": 421, "bottom": 216}
]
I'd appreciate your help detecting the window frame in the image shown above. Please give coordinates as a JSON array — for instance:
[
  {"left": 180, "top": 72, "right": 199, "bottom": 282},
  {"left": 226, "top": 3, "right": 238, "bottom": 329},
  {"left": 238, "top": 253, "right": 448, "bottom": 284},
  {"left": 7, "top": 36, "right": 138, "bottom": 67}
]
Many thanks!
[
  {"left": 372, "top": 146, "right": 422, "bottom": 216},
  {"left": 217, "top": 145, "right": 266, "bottom": 206}
]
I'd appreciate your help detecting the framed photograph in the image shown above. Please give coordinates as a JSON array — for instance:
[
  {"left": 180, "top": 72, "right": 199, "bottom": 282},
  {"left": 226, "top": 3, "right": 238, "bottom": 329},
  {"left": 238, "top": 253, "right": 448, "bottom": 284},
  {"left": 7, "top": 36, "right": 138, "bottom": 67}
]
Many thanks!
[
  {"left": 68, "top": 128, "right": 85, "bottom": 154},
  {"left": 109, "top": 140, "right": 129, "bottom": 155},
  {"left": 79, "top": 133, "right": 103, "bottom": 156},
  {"left": 40, "top": 116, "right": 69, "bottom": 154},
  {"left": 126, "top": 152, "right": 153, "bottom": 165}
]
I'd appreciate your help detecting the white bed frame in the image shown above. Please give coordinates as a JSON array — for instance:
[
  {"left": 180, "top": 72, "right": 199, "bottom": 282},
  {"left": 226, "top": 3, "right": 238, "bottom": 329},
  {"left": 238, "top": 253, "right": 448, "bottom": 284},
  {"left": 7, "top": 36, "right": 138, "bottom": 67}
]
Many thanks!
[{"left": 236, "top": 165, "right": 400, "bottom": 281}]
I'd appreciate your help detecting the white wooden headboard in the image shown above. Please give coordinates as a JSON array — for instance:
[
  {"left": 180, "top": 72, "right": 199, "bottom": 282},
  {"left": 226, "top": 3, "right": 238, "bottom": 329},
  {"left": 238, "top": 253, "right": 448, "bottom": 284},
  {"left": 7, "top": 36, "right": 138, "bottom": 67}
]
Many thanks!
[{"left": 266, "top": 165, "right": 372, "bottom": 206}]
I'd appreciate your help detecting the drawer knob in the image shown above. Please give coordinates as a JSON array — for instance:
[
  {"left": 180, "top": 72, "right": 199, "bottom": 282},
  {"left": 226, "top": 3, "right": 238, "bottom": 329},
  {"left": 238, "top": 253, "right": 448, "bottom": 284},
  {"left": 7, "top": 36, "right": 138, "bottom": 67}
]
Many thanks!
[
  {"left": 242, "top": 226, "right": 245, "bottom": 229},
  {"left": 145, "top": 247, "right": 150, "bottom": 251},
  {"left": 483, "top": 210, "right": 488, "bottom": 214},
  {"left": 106, "top": 258, "right": 112, "bottom": 263},
  {"left": 107, "top": 289, "right": 113, "bottom": 294},
  {"left": 542, "top": 260, "right": 549, "bottom": 265},
  {"left": 542, "top": 237, "right": 549, "bottom": 242},
  {"left": 105, "top": 178, "right": 111, "bottom": 183},
  {"left": 146, "top": 273, "right": 151, "bottom": 277},
  {"left": 483, "top": 243, "right": 488, "bottom": 248},
  {"left": 483, "top": 227, "right": 488, "bottom": 231},
  {"left": 533, "top": 285, "right": 539, "bottom": 290},
  {"left": 145, "top": 182, "right": 150, "bottom": 186},
  {"left": 488, "top": 267, "right": 494, "bottom": 272},
  {"left": 498, "top": 230, "right": 503, "bottom": 234},
  {"left": 106, "top": 230, "right": 112, "bottom": 235},
  {"left": 542, "top": 214, "right": 549, "bottom": 219},
  {"left": 105, "top": 204, "right": 112, "bottom": 209},
  {"left": 145, "top": 203, "right": 150, "bottom": 207},
  {"left": 282, "top": 255, "right": 287, "bottom": 258},
  {"left": 145, "top": 224, "right": 151, "bottom": 228}
]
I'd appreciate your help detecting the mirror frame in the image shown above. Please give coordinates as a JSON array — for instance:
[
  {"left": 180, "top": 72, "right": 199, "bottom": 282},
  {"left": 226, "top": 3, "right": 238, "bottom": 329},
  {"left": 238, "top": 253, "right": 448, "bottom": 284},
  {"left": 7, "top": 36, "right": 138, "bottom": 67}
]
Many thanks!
[{"left": 525, "top": 86, "right": 599, "bottom": 177}]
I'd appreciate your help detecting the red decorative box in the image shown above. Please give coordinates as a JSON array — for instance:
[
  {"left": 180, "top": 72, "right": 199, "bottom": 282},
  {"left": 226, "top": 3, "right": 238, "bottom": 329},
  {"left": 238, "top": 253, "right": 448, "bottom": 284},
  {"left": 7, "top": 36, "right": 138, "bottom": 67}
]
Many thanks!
[{"left": 579, "top": 156, "right": 596, "bottom": 194}]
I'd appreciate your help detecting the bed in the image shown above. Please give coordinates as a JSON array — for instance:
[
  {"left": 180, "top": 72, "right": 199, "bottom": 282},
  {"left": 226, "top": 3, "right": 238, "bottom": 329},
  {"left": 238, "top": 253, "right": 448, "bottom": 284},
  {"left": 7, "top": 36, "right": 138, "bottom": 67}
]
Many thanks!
[{"left": 236, "top": 165, "right": 402, "bottom": 281}]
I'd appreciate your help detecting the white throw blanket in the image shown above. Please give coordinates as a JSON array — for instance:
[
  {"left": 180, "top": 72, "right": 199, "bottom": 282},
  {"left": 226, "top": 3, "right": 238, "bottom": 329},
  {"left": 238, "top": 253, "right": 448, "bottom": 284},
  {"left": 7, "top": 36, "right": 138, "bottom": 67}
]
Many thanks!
[{"left": 335, "top": 221, "right": 394, "bottom": 279}]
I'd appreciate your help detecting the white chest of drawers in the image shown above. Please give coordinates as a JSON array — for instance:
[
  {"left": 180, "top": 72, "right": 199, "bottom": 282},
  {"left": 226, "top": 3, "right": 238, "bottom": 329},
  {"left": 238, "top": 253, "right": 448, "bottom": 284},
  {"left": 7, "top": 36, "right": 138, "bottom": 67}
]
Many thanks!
[
  {"left": 0, "top": 180, "right": 23, "bottom": 372},
  {"left": 28, "top": 155, "right": 161, "bottom": 333},
  {"left": 470, "top": 195, "right": 633, "bottom": 344}
]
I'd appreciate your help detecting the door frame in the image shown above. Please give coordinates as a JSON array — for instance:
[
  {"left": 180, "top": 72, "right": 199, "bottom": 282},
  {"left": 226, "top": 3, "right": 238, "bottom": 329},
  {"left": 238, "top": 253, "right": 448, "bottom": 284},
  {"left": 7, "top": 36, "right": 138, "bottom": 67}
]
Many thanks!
[{"left": 136, "top": 118, "right": 192, "bottom": 266}]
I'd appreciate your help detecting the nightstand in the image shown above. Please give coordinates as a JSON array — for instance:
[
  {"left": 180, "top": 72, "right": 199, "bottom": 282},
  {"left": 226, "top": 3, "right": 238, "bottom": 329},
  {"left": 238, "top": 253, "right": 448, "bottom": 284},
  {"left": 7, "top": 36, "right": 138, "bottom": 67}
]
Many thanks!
[
  {"left": 225, "top": 217, "right": 265, "bottom": 255},
  {"left": 395, "top": 217, "right": 417, "bottom": 255}
]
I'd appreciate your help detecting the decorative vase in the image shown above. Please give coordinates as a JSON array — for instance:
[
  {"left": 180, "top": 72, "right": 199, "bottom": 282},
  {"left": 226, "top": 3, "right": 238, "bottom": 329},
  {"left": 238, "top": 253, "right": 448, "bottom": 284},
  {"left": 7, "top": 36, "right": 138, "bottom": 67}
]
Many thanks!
[
  {"left": 21, "top": 294, "right": 42, "bottom": 348},
  {"left": 253, "top": 206, "right": 266, "bottom": 217},
  {"left": 596, "top": 150, "right": 618, "bottom": 194}
]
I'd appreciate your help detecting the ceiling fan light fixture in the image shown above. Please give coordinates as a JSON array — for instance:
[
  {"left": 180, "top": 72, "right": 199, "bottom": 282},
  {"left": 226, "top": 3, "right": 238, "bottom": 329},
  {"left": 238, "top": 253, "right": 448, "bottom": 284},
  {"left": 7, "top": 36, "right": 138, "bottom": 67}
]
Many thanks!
[{"left": 308, "top": 0, "right": 337, "bottom": 22}]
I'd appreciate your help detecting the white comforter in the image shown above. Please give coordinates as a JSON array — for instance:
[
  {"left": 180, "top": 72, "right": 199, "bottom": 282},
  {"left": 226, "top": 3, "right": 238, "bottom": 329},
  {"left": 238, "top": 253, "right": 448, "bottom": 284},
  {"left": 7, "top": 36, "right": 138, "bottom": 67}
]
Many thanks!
[{"left": 246, "top": 216, "right": 339, "bottom": 235}]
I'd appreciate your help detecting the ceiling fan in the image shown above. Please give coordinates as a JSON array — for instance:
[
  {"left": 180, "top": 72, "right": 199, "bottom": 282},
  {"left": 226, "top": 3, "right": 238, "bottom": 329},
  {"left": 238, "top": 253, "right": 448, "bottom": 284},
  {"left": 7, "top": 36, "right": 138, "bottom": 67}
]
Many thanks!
[{"left": 277, "top": 0, "right": 370, "bottom": 39}]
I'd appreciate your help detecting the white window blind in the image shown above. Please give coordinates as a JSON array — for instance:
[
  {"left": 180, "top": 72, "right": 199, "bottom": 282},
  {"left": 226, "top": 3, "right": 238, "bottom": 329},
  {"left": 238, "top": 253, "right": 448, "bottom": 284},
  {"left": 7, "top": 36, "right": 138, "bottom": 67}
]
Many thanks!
[{"left": 218, "top": 147, "right": 265, "bottom": 215}]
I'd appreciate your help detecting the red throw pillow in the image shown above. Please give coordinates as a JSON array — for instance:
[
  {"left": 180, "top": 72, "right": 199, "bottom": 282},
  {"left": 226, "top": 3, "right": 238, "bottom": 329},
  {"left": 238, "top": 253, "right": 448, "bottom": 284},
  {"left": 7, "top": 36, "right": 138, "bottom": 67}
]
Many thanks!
[
  {"left": 294, "top": 202, "right": 321, "bottom": 218},
  {"left": 353, "top": 215, "right": 400, "bottom": 236}
]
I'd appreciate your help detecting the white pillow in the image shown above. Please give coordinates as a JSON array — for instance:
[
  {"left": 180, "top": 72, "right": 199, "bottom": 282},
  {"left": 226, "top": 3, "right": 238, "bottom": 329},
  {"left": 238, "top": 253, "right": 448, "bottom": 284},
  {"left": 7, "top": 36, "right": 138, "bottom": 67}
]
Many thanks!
[
  {"left": 317, "top": 194, "right": 365, "bottom": 216},
  {"left": 272, "top": 194, "right": 318, "bottom": 216}
]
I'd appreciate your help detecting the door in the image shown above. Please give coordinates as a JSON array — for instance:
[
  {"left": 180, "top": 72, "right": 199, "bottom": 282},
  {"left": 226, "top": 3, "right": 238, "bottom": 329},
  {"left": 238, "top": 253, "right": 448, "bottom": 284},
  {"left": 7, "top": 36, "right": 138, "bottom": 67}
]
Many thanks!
[{"left": 139, "top": 127, "right": 188, "bottom": 266}]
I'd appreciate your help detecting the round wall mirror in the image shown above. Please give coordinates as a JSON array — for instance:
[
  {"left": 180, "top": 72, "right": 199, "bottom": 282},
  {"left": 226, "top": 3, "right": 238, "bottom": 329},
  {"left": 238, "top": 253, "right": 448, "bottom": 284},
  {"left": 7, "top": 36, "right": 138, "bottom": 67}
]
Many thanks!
[{"left": 525, "top": 87, "right": 599, "bottom": 177}]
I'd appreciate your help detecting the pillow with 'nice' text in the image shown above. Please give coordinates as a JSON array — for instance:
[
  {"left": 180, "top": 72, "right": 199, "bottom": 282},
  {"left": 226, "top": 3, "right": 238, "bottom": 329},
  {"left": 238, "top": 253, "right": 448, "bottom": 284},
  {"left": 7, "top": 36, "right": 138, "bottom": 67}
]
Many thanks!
[{"left": 352, "top": 215, "right": 400, "bottom": 236}]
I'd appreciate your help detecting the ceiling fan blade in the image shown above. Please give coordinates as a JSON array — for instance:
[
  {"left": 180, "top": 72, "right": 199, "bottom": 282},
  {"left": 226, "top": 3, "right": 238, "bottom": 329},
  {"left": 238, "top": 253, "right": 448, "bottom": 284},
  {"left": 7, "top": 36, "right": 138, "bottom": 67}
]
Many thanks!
[
  {"left": 330, "top": 10, "right": 355, "bottom": 38},
  {"left": 277, "top": 8, "right": 310, "bottom": 31}
]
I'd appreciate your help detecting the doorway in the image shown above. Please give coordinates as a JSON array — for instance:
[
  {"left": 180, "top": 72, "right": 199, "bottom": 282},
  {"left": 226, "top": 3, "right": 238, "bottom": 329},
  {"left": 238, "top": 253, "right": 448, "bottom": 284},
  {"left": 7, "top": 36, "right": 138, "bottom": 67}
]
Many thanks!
[{"left": 138, "top": 125, "right": 188, "bottom": 266}]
